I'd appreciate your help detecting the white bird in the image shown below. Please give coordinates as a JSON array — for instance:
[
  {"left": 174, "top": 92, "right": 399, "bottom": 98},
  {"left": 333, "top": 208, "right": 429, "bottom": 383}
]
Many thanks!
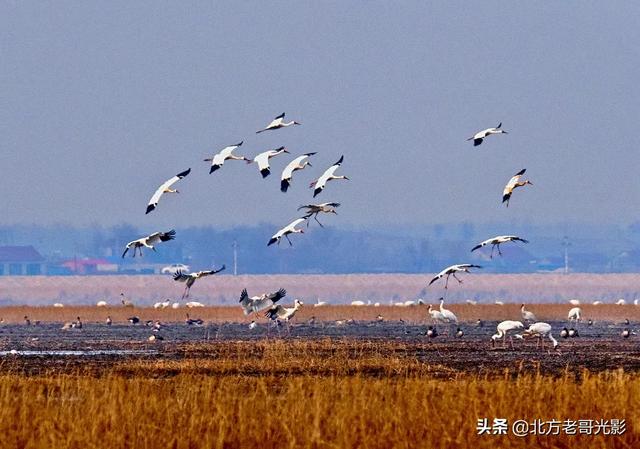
[
  {"left": 159, "top": 299, "right": 171, "bottom": 309},
  {"left": 281, "top": 153, "right": 316, "bottom": 192},
  {"left": 204, "top": 141, "right": 248, "bottom": 174},
  {"left": 491, "top": 320, "right": 524, "bottom": 348},
  {"left": 616, "top": 298, "right": 627, "bottom": 305},
  {"left": 634, "top": 299, "right": 639, "bottom": 306},
  {"left": 297, "top": 202, "right": 340, "bottom": 228},
  {"left": 268, "top": 218, "right": 306, "bottom": 246},
  {"left": 146, "top": 168, "right": 191, "bottom": 214},
  {"left": 249, "top": 147, "right": 289, "bottom": 178},
  {"left": 314, "top": 299, "right": 328, "bottom": 307},
  {"left": 568, "top": 299, "right": 581, "bottom": 306},
  {"left": 465, "top": 299, "right": 478, "bottom": 305},
  {"left": 467, "top": 122, "right": 507, "bottom": 146},
  {"left": 592, "top": 300, "right": 603, "bottom": 305},
  {"left": 96, "top": 301, "right": 108, "bottom": 307},
  {"left": 153, "top": 301, "right": 164, "bottom": 309},
  {"left": 239, "top": 288, "right": 287, "bottom": 316},
  {"left": 265, "top": 300, "right": 304, "bottom": 334},
  {"left": 171, "top": 302, "right": 180, "bottom": 309},
  {"left": 173, "top": 265, "right": 226, "bottom": 299},
  {"left": 53, "top": 303, "right": 64, "bottom": 308},
  {"left": 438, "top": 298, "right": 458, "bottom": 323},
  {"left": 568, "top": 307, "right": 582, "bottom": 323},
  {"left": 471, "top": 235, "right": 529, "bottom": 258},
  {"left": 428, "top": 264, "right": 482, "bottom": 289},
  {"left": 249, "top": 320, "right": 258, "bottom": 330},
  {"left": 521, "top": 322, "right": 558, "bottom": 349},
  {"left": 256, "top": 112, "right": 301, "bottom": 134},
  {"left": 494, "top": 300, "right": 505, "bottom": 306},
  {"left": 427, "top": 304, "right": 445, "bottom": 325},
  {"left": 502, "top": 169, "right": 532, "bottom": 207},
  {"left": 351, "top": 300, "right": 365, "bottom": 306},
  {"left": 106, "top": 316, "right": 112, "bottom": 326},
  {"left": 520, "top": 304, "right": 537, "bottom": 322},
  {"left": 185, "top": 301, "right": 205, "bottom": 308},
  {"left": 310, "top": 156, "right": 349, "bottom": 197},
  {"left": 122, "top": 230, "right": 176, "bottom": 258}
]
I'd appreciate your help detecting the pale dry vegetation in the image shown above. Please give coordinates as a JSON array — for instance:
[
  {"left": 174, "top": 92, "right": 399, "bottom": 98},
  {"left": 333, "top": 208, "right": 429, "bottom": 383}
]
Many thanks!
[{"left": 2, "top": 273, "right": 640, "bottom": 305}]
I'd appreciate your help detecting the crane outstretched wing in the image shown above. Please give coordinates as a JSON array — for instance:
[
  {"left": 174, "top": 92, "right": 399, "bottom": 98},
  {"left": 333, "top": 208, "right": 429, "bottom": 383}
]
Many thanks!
[{"left": 146, "top": 169, "right": 191, "bottom": 214}]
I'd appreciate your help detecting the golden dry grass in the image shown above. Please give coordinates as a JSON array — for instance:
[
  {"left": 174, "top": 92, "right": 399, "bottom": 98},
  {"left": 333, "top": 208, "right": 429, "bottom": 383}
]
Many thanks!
[
  {"left": 1, "top": 304, "right": 638, "bottom": 324},
  {"left": 0, "top": 340, "right": 637, "bottom": 449}
]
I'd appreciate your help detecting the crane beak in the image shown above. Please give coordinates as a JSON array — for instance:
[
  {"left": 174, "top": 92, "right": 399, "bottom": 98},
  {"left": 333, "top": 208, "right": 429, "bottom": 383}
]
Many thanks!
[
  {"left": 283, "top": 148, "right": 290, "bottom": 154},
  {"left": 294, "top": 121, "right": 301, "bottom": 125},
  {"left": 344, "top": 176, "right": 350, "bottom": 181},
  {"left": 307, "top": 162, "right": 312, "bottom": 167}
]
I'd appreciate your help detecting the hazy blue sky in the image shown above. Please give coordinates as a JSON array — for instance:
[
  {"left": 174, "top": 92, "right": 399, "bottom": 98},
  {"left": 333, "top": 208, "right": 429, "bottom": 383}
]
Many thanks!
[{"left": 2, "top": 1, "right": 639, "bottom": 229}]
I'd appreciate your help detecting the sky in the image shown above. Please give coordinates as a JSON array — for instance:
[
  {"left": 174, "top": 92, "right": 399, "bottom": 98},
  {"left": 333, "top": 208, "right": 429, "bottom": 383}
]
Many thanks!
[{"left": 1, "top": 1, "right": 639, "bottom": 230}]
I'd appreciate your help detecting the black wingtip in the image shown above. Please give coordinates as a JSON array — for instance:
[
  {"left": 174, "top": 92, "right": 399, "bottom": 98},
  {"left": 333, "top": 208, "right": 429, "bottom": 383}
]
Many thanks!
[
  {"left": 267, "top": 238, "right": 277, "bottom": 246},
  {"left": 236, "top": 141, "right": 243, "bottom": 146},
  {"left": 474, "top": 139, "right": 482, "bottom": 146},
  {"left": 313, "top": 188, "right": 322, "bottom": 198},
  {"left": 210, "top": 165, "right": 220, "bottom": 174},
  {"left": 146, "top": 204, "right": 155, "bottom": 214},
  {"left": 276, "top": 112, "right": 285, "bottom": 119},
  {"left": 177, "top": 168, "right": 191, "bottom": 178},
  {"left": 304, "top": 152, "right": 317, "bottom": 157},
  {"left": 261, "top": 168, "right": 271, "bottom": 178},
  {"left": 497, "top": 122, "right": 502, "bottom": 128},
  {"left": 335, "top": 155, "right": 344, "bottom": 165},
  {"left": 502, "top": 194, "right": 510, "bottom": 203},
  {"left": 471, "top": 245, "right": 481, "bottom": 252},
  {"left": 515, "top": 168, "right": 526, "bottom": 176},
  {"left": 280, "top": 179, "right": 290, "bottom": 192}
]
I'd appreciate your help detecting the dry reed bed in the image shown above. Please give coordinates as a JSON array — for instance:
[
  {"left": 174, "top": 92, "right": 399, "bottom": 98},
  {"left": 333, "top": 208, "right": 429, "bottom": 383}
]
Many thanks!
[
  {"left": 0, "top": 356, "right": 637, "bottom": 448},
  {"left": 1, "top": 304, "right": 638, "bottom": 324},
  {"left": 3, "top": 273, "right": 640, "bottom": 305}
]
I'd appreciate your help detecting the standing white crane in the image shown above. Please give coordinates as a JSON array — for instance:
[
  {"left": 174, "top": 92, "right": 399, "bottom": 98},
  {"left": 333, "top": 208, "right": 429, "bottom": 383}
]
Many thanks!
[
  {"left": 250, "top": 147, "right": 289, "bottom": 178},
  {"left": 427, "top": 304, "right": 445, "bottom": 325},
  {"left": 502, "top": 169, "right": 532, "bottom": 207},
  {"left": 428, "top": 264, "right": 482, "bottom": 289},
  {"left": 256, "top": 112, "right": 301, "bottom": 134},
  {"left": 520, "top": 322, "right": 558, "bottom": 349},
  {"left": 173, "top": 265, "right": 226, "bottom": 299},
  {"left": 204, "top": 142, "right": 248, "bottom": 174},
  {"left": 520, "top": 304, "right": 537, "bottom": 322},
  {"left": 281, "top": 152, "right": 316, "bottom": 192},
  {"left": 297, "top": 202, "right": 340, "bottom": 227},
  {"left": 438, "top": 298, "right": 458, "bottom": 323},
  {"left": 491, "top": 320, "right": 524, "bottom": 348},
  {"left": 122, "top": 230, "right": 176, "bottom": 258},
  {"left": 146, "top": 169, "right": 191, "bottom": 214},
  {"left": 567, "top": 307, "right": 582, "bottom": 324},
  {"left": 467, "top": 123, "right": 507, "bottom": 146},
  {"left": 471, "top": 235, "right": 529, "bottom": 258},
  {"left": 310, "top": 156, "right": 349, "bottom": 197},
  {"left": 265, "top": 299, "right": 304, "bottom": 334},
  {"left": 239, "top": 288, "right": 287, "bottom": 316},
  {"left": 267, "top": 218, "right": 306, "bottom": 246}
]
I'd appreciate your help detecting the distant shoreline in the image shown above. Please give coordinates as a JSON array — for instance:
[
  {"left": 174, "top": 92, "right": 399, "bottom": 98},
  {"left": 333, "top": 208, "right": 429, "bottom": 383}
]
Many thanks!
[{"left": 1, "top": 273, "right": 639, "bottom": 306}]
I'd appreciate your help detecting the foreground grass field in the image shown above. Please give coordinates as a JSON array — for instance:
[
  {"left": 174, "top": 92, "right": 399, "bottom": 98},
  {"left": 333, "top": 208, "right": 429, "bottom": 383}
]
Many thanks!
[{"left": 0, "top": 341, "right": 638, "bottom": 448}]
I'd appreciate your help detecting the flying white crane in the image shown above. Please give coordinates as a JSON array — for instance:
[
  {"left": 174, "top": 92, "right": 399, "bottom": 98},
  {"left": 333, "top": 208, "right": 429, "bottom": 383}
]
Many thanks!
[
  {"left": 173, "top": 265, "right": 226, "bottom": 299},
  {"left": 250, "top": 147, "right": 289, "bottom": 178},
  {"left": 256, "top": 112, "right": 301, "bottom": 134},
  {"left": 239, "top": 288, "right": 287, "bottom": 316},
  {"left": 520, "top": 304, "right": 537, "bottom": 322},
  {"left": 428, "top": 264, "right": 482, "bottom": 289},
  {"left": 567, "top": 307, "right": 582, "bottom": 324},
  {"left": 471, "top": 235, "right": 529, "bottom": 258},
  {"left": 467, "top": 123, "right": 507, "bottom": 146},
  {"left": 204, "top": 142, "right": 248, "bottom": 174},
  {"left": 520, "top": 322, "right": 558, "bottom": 349},
  {"left": 281, "top": 152, "right": 316, "bottom": 192},
  {"left": 297, "top": 202, "right": 340, "bottom": 227},
  {"left": 502, "top": 169, "right": 532, "bottom": 207},
  {"left": 267, "top": 218, "right": 306, "bottom": 246},
  {"left": 265, "top": 300, "right": 304, "bottom": 334},
  {"left": 122, "top": 230, "right": 176, "bottom": 258},
  {"left": 310, "top": 156, "right": 349, "bottom": 197},
  {"left": 146, "top": 169, "right": 191, "bottom": 214},
  {"left": 491, "top": 320, "right": 524, "bottom": 348}
]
